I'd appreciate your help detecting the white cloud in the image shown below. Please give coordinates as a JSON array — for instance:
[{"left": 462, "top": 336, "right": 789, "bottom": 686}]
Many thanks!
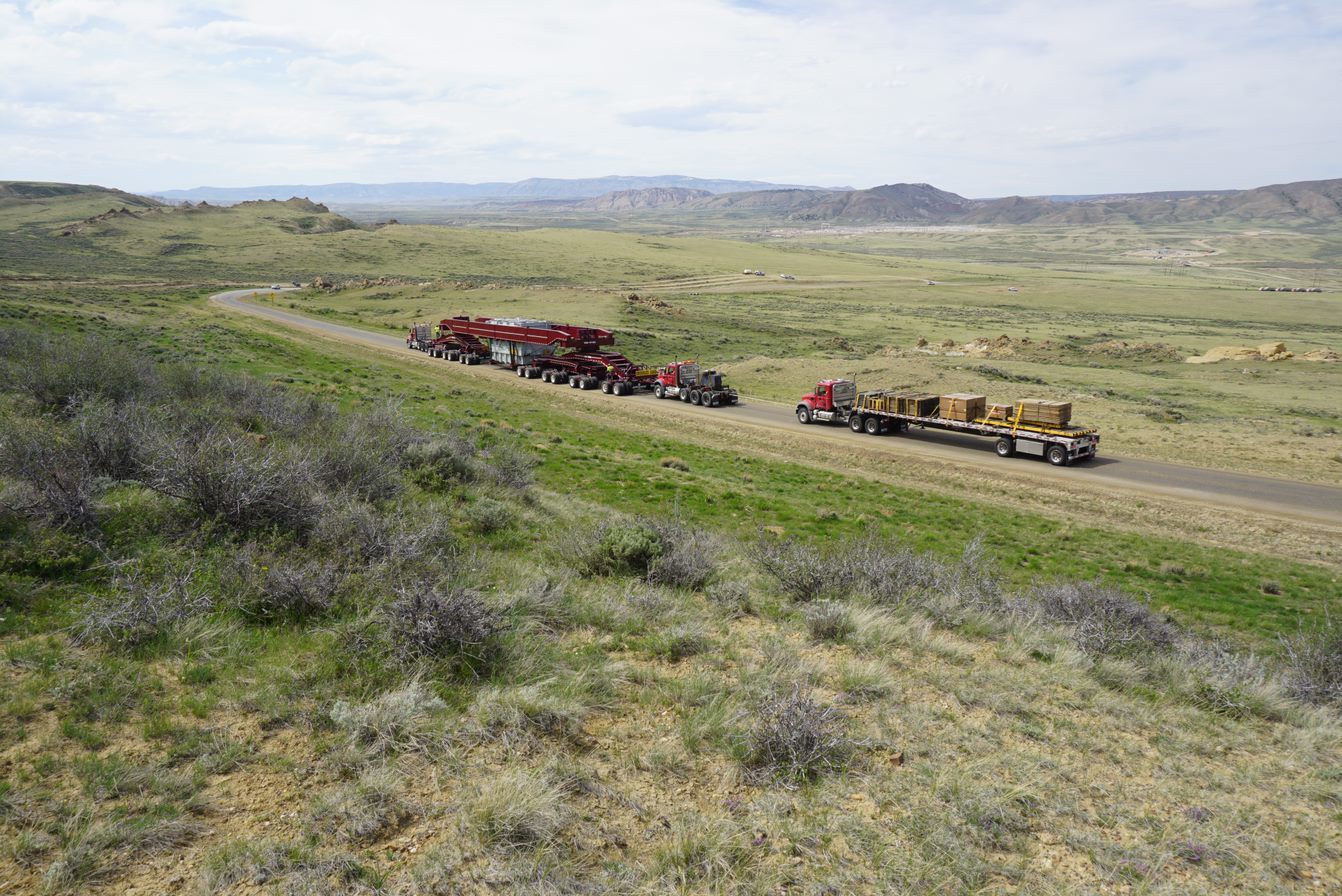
[{"left": 0, "top": 0, "right": 1338, "bottom": 193}]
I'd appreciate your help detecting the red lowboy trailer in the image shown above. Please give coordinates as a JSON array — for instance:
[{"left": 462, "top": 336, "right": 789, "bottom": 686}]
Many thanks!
[{"left": 407, "top": 316, "right": 658, "bottom": 395}]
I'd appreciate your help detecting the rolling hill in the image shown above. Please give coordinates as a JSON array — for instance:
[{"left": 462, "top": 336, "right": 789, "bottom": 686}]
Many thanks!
[{"left": 149, "top": 175, "right": 840, "bottom": 206}]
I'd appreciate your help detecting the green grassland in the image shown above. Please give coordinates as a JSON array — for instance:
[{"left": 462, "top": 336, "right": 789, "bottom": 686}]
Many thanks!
[{"left": 3, "top": 185, "right": 1342, "bottom": 894}]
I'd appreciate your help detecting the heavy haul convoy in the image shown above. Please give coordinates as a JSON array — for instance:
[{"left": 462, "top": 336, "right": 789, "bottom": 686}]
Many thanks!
[{"left": 408, "top": 315, "right": 1098, "bottom": 464}]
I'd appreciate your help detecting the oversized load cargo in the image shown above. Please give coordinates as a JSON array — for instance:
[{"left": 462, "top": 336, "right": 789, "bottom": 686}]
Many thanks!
[
  {"left": 1013, "top": 399, "right": 1072, "bottom": 427},
  {"left": 896, "top": 392, "right": 939, "bottom": 416},
  {"left": 940, "top": 393, "right": 986, "bottom": 422}
]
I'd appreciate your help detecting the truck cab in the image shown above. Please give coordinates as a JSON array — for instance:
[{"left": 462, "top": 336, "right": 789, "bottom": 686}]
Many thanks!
[
  {"left": 797, "top": 379, "right": 856, "bottom": 424},
  {"left": 654, "top": 361, "right": 739, "bottom": 407}
]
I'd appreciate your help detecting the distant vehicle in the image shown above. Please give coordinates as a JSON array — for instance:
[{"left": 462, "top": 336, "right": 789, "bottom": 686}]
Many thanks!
[
  {"left": 780, "top": 273, "right": 796, "bottom": 281},
  {"left": 754, "top": 270, "right": 765, "bottom": 276},
  {"left": 292, "top": 280, "right": 301, "bottom": 287},
  {"left": 269, "top": 284, "right": 283, "bottom": 290},
  {"left": 1007, "top": 286, "right": 1019, "bottom": 293}
]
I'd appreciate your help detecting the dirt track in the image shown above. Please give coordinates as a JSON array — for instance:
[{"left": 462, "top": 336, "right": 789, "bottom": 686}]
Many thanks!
[{"left": 212, "top": 289, "right": 1342, "bottom": 555}]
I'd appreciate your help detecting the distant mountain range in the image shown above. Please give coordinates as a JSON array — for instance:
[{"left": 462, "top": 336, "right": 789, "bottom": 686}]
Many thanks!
[
  {"left": 518, "top": 178, "right": 1342, "bottom": 225},
  {"left": 149, "top": 175, "right": 842, "bottom": 205},
  {"left": 31, "top": 173, "right": 1342, "bottom": 226}
]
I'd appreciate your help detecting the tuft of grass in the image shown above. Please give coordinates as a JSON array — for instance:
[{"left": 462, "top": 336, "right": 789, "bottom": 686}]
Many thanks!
[
  {"left": 329, "top": 679, "right": 446, "bottom": 756},
  {"left": 803, "top": 600, "right": 855, "bottom": 642},
  {"left": 655, "top": 815, "right": 753, "bottom": 889},
  {"left": 307, "top": 766, "right": 412, "bottom": 842},
  {"left": 465, "top": 766, "right": 570, "bottom": 848}
]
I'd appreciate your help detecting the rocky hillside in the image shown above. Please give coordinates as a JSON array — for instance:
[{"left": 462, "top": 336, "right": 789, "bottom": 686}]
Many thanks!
[
  {"left": 0, "top": 181, "right": 162, "bottom": 209},
  {"left": 571, "top": 187, "right": 713, "bottom": 210},
  {"left": 690, "top": 178, "right": 1342, "bottom": 225}
]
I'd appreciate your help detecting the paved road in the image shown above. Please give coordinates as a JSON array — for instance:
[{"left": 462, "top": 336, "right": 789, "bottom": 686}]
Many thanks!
[{"left": 213, "top": 288, "right": 1342, "bottom": 526}]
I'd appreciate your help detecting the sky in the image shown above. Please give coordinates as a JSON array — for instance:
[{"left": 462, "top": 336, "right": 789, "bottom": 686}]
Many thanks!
[{"left": 2, "top": 0, "right": 1340, "bottom": 196}]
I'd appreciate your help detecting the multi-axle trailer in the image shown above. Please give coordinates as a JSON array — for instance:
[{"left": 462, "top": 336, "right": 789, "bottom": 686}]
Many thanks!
[
  {"left": 796, "top": 379, "right": 1099, "bottom": 465},
  {"left": 408, "top": 316, "right": 658, "bottom": 394}
]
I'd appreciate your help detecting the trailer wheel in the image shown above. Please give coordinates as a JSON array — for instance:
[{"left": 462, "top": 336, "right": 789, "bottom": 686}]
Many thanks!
[
  {"left": 1046, "top": 444, "right": 1068, "bottom": 466},
  {"left": 600, "top": 380, "right": 612, "bottom": 394},
  {"left": 864, "top": 416, "right": 881, "bottom": 435},
  {"left": 654, "top": 383, "right": 665, "bottom": 399},
  {"left": 995, "top": 437, "right": 1015, "bottom": 458},
  {"left": 568, "top": 376, "right": 580, "bottom": 389},
  {"left": 849, "top": 414, "right": 863, "bottom": 433},
  {"left": 797, "top": 406, "right": 812, "bottom": 425}
]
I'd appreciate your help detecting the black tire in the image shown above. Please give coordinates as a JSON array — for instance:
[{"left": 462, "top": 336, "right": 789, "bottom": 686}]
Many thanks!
[
  {"left": 654, "top": 383, "right": 665, "bottom": 399},
  {"left": 995, "top": 437, "right": 1015, "bottom": 458},
  {"left": 600, "top": 380, "right": 612, "bottom": 394},
  {"left": 797, "top": 406, "right": 812, "bottom": 425},
  {"left": 681, "top": 390, "right": 691, "bottom": 402},
  {"left": 864, "top": 416, "right": 880, "bottom": 435},
  {"left": 613, "top": 382, "right": 626, "bottom": 396},
  {"left": 542, "top": 370, "right": 552, "bottom": 383},
  {"left": 706, "top": 393, "right": 720, "bottom": 408},
  {"left": 517, "top": 366, "right": 527, "bottom": 378},
  {"left": 1047, "top": 444, "right": 1068, "bottom": 466},
  {"left": 568, "top": 376, "right": 580, "bottom": 388},
  {"left": 849, "top": 414, "right": 863, "bottom": 433}
]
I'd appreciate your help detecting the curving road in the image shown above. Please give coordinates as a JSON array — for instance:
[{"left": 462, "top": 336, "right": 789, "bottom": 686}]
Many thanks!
[{"left": 213, "top": 289, "right": 1342, "bottom": 527}]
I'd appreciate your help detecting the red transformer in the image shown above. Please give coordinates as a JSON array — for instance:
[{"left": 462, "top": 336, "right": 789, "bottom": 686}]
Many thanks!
[{"left": 408, "top": 315, "right": 657, "bottom": 395}]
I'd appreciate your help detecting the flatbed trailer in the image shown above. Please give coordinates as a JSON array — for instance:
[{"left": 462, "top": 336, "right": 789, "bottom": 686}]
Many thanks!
[{"left": 797, "top": 380, "right": 1099, "bottom": 466}]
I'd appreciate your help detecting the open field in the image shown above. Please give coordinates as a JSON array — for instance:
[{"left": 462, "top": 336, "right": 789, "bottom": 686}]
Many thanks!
[{"left": 2, "top": 186, "right": 1341, "bottom": 894}]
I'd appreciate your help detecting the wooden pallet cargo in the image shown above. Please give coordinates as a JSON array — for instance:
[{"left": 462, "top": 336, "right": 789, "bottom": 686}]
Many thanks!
[
  {"left": 1014, "top": 399, "right": 1072, "bottom": 426},
  {"left": 940, "top": 393, "right": 986, "bottom": 422},
  {"left": 896, "top": 391, "right": 939, "bottom": 416}
]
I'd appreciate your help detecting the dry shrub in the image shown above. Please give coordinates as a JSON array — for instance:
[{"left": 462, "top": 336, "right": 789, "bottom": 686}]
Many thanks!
[
  {"left": 311, "top": 498, "right": 457, "bottom": 567},
  {"left": 385, "top": 585, "right": 503, "bottom": 666},
  {"left": 748, "top": 534, "right": 837, "bottom": 602},
  {"left": 228, "top": 550, "right": 346, "bottom": 622},
  {"left": 2, "top": 331, "right": 156, "bottom": 410},
  {"left": 140, "top": 428, "right": 321, "bottom": 533},
  {"left": 646, "top": 520, "right": 721, "bottom": 590},
  {"left": 73, "top": 565, "right": 212, "bottom": 648},
  {"left": 315, "top": 401, "right": 421, "bottom": 500},
  {"left": 743, "top": 685, "right": 852, "bottom": 783},
  {"left": 1030, "top": 579, "right": 1177, "bottom": 657},
  {"left": 1279, "top": 617, "right": 1342, "bottom": 706},
  {"left": 0, "top": 416, "right": 98, "bottom": 528}
]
